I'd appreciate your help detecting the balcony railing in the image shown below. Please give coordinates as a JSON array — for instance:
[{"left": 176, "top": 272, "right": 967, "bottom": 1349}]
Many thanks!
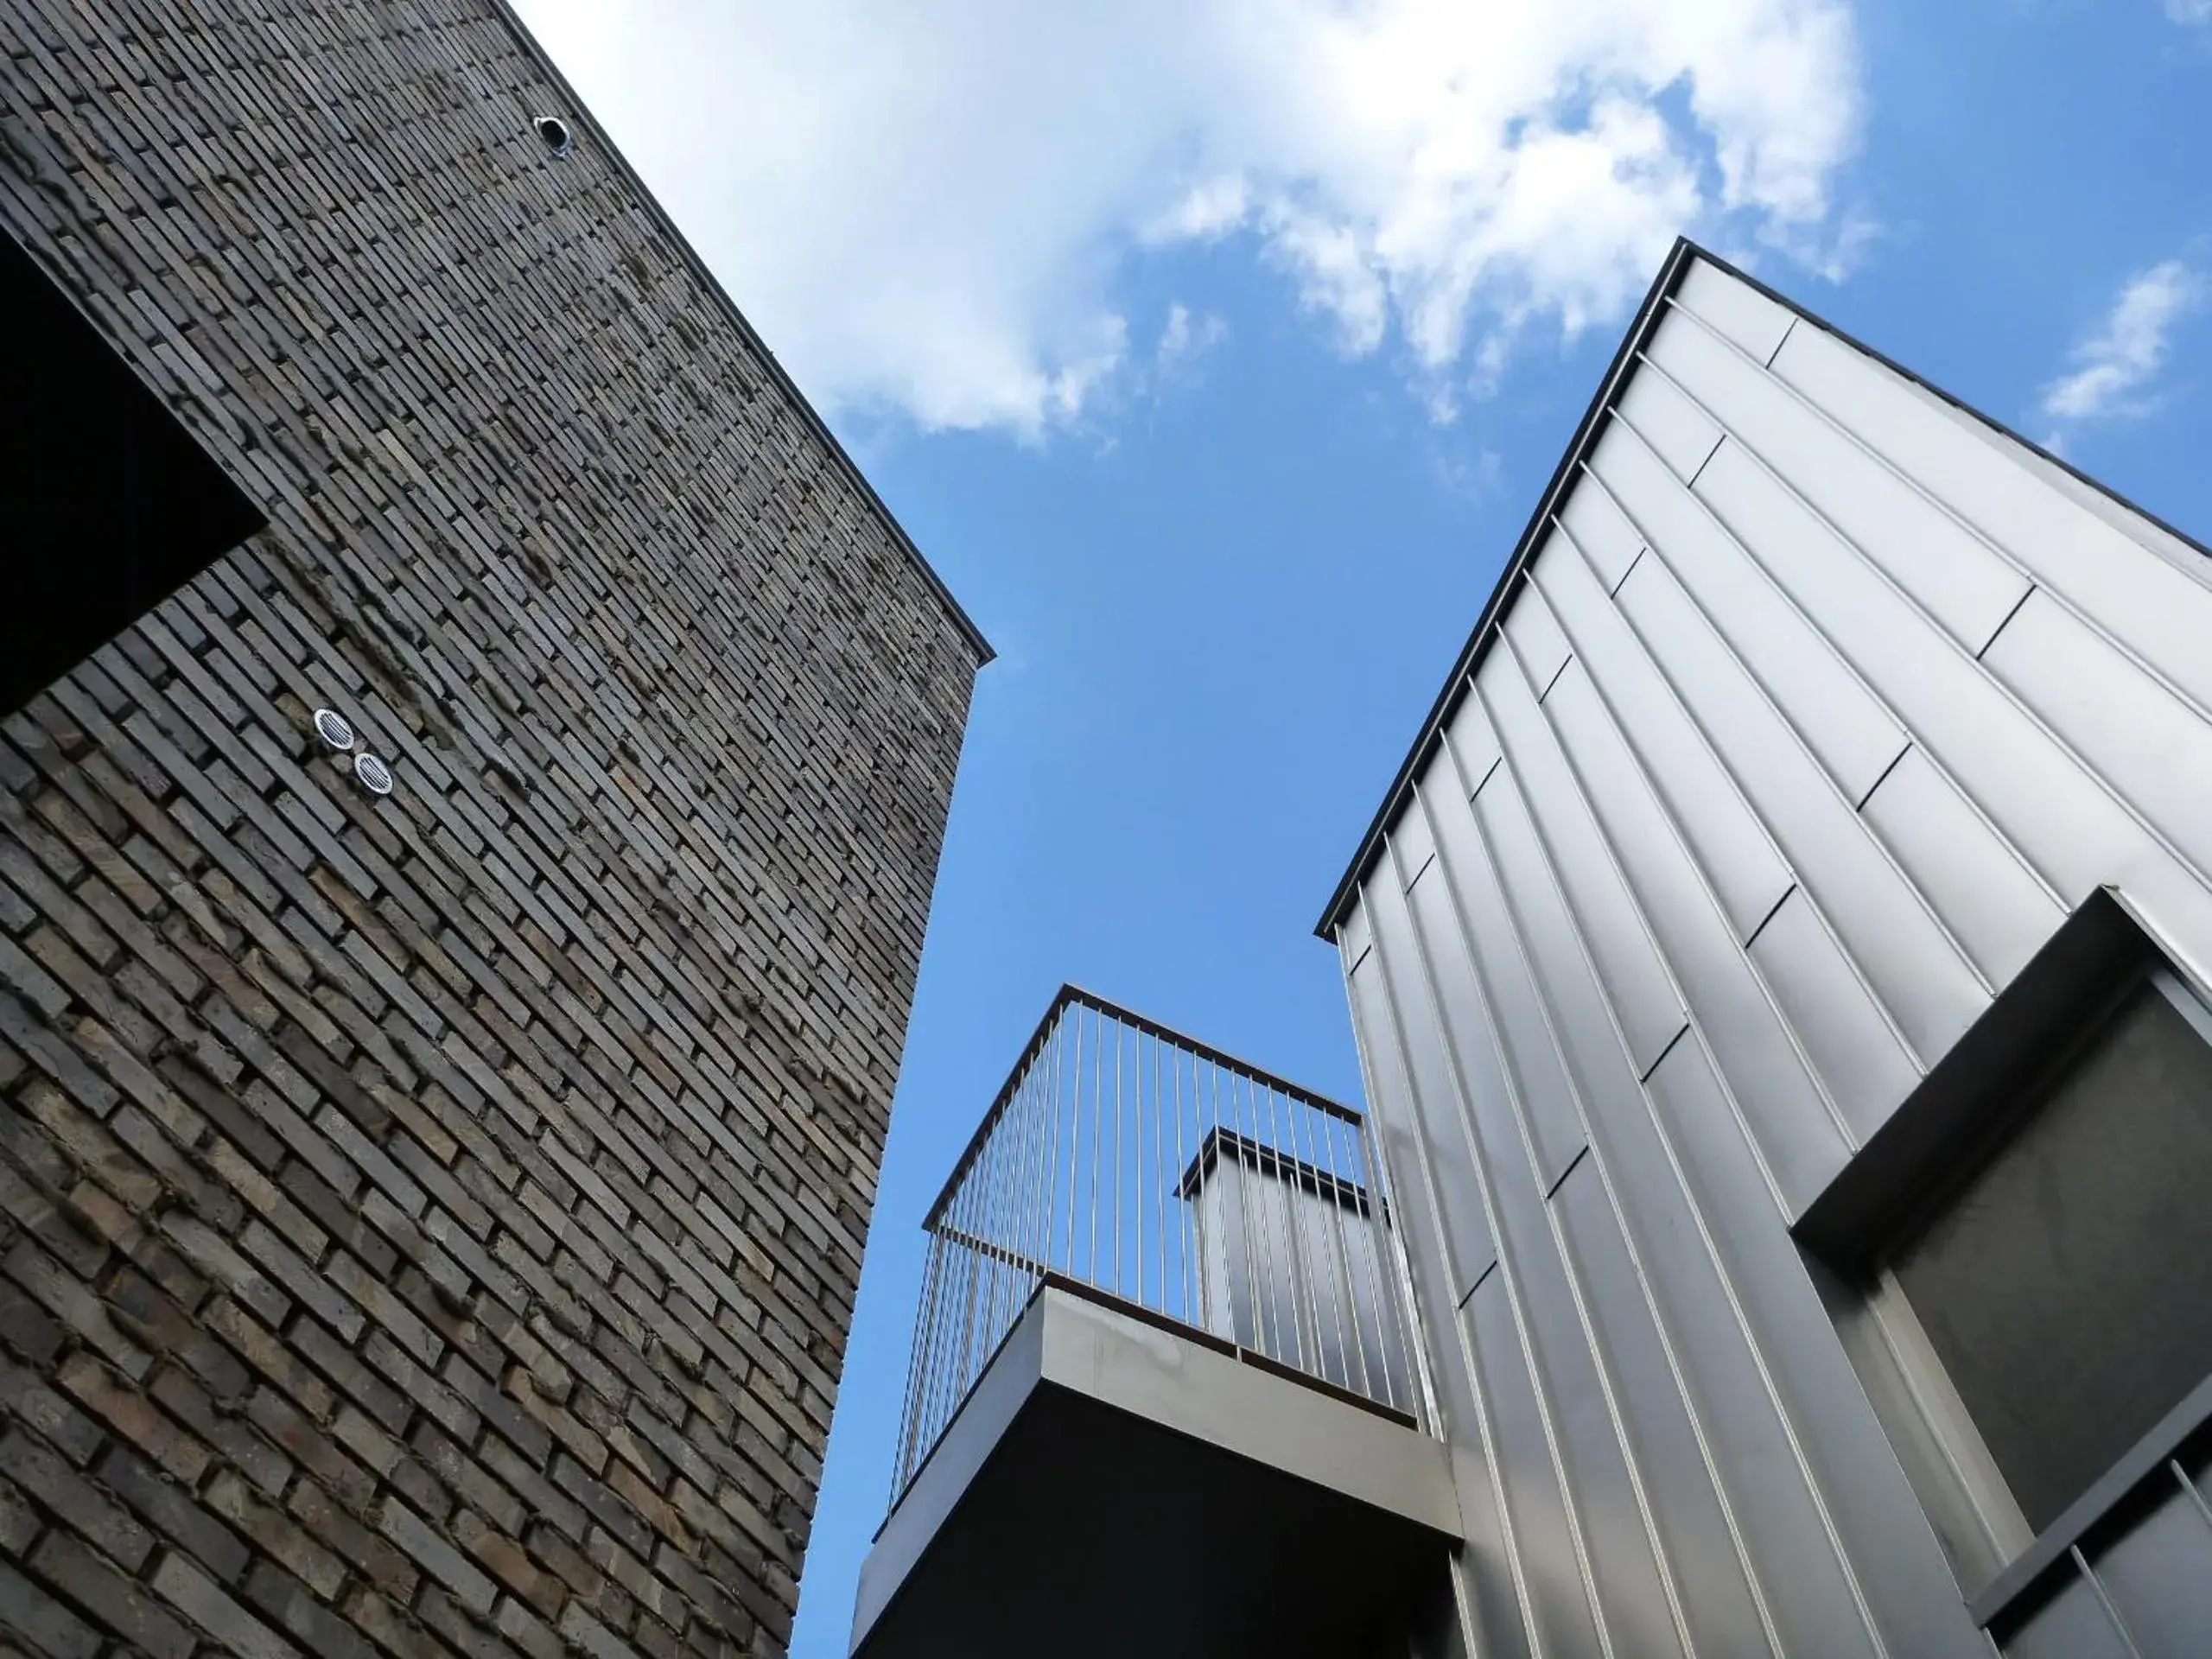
[{"left": 889, "top": 985, "right": 1421, "bottom": 1506}]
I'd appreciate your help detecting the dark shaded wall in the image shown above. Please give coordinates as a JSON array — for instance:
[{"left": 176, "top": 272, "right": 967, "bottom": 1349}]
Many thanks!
[{"left": 0, "top": 3, "right": 983, "bottom": 1656}]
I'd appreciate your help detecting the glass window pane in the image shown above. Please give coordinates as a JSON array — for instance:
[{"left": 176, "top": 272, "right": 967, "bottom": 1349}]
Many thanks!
[{"left": 1892, "top": 980, "right": 2212, "bottom": 1531}]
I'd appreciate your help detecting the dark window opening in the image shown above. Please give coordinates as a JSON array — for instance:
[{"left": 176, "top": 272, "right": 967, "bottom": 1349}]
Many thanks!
[
  {"left": 1, "top": 226, "right": 263, "bottom": 719},
  {"left": 1888, "top": 972, "right": 2212, "bottom": 1532},
  {"left": 1800, "top": 893, "right": 2212, "bottom": 1615}
]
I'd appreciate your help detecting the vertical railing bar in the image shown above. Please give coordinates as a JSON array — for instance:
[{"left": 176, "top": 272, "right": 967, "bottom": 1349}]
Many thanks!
[
  {"left": 1210, "top": 1055, "right": 1236, "bottom": 1344},
  {"left": 993, "top": 1044, "right": 1038, "bottom": 1345},
  {"left": 1309, "top": 1101, "right": 1357, "bottom": 1391},
  {"left": 1286, "top": 1087, "right": 1344, "bottom": 1388},
  {"left": 1159, "top": 1026, "right": 1176, "bottom": 1309},
  {"left": 1171, "top": 1040, "right": 1191, "bottom": 1325},
  {"left": 948, "top": 1128, "right": 984, "bottom": 1419},
  {"left": 1229, "top": 1063, "right": 1271, "bottom": 1359},
  {"left": 974, "top": 1066, "right": 1011, "bottom": 1363},
  {"left": 966, "top": 1096, "right": 1000, "bottom": 1395},
  {"left": 1316, "top": 1110, "right": 1364, "bottom": 1396},
  {"left": 891, "top": 1241, "right": 921, "bottom": 1491},
  {"left": 1018, "top": 1027, "right": 1047, "bottom": 1295},
  {"left": 1039, "top": 1010, "right": 1065, "bottom": 1282},
  {"left": 1260, "top": 1076, "right": 1313, "bottom": 1375},
  {"left": 1088, "top": 1001, "right": 1103, "bottom": 1287},
  {"left": 1236, "top": 1063, "right": 1269, "bottom": 1356},
  {"left": 933, "top": 1166, "right": 977, "bottom": 1461},
  {"left": 965, "top": 1106, "right": 1007, "bottom": 1402},
  {"left": 1170, "top": 1042, "right": 1182, "bottom": 1317},
  {"left": 1351, "top": 1106, "right": 1408, "bottom": 1413},
  {"left": 1123, "top": 1013, "right": 1141, "bottom": 1309},
  {"left": 1065, "top": 1001, "right": 1084, "bottom": 1281},
  {"left": 911, "top": 1234, "right": 950, "bottom": 1485},
  {"left": 1280, "top": 1084, "right": 1326, "bottom": 1377},
  {"left": 1106, "top": 1008, "right": 1123, "bottom": 1309},
  {"left": 995, "top": 1077, "right": 1024, "bottom": 1316},
  {"left": 1020, "top": 1035, "right": 1050, "bottom": 1278},
  {"left": 919, "top": 1187, "right": 954, "bottom": 1465},
  {"left": 1256, "top": 1071, "right": 1292, "bottom": 1371},
  {"left": 1139, "top": 1024, "right": 1152, "bottom": 1313},
  {"left": 1325, "top": 1113, "right": 1376, "bottom": 1401},
  {"left": 892, "top": 1233, "right": 938, "bottom": 1494}
]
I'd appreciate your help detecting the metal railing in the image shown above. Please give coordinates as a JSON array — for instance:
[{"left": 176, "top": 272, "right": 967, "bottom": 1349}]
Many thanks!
[{"left": 888, "top": 985, "right": 1421, "bottom": 1506}]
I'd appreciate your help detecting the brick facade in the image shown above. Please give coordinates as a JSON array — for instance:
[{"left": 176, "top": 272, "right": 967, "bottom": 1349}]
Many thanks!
[{"left": 0, "top": 3, "right": 984, "bottom": 1656}]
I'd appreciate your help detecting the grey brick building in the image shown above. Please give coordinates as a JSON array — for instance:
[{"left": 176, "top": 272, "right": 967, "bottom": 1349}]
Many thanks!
[{"left": 0, "top": 3, "right": 987, "bottom": 1657}]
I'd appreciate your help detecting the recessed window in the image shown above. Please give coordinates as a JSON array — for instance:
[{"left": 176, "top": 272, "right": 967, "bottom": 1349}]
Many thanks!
[
  {"left": 1885, "top": 970, "right": 2212, "bottom": 1534},
  {"left": 2, "top": 229, "right": 263, "bottom": 717},
  {"left": 1808, "top": 894, "right": 2212, "bottom": 1617}
]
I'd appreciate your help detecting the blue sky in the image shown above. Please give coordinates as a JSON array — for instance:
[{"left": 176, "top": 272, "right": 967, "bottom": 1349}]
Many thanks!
[{"left": 510, "top": 1, "right": 2210, "bottom": 1651}]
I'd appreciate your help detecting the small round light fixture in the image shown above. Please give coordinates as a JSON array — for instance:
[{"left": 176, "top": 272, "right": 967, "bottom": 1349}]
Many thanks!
[
  {"left": 353, "top": 753, "right": 396, "bottom": 798},
  {"left": 313, "top": 709, "right": 358, "bottom": 752},
  {"left": 533, "top": 116, "right": 575, "bottom": 158}
]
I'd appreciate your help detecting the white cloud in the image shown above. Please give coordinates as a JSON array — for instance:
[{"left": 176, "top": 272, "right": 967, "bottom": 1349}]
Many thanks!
[
  {"left": 1156, "top": 304, "right": 1229, "bottom": 373},
  {"left": 2168, "top": 1, "right": 2212, "bottom": 25},
  {"left": 512, "top": 0, "right": 1864, "bottom": 435},
  {"left": 2042, "top": 260, "right": 2203, "bottom": 423}
]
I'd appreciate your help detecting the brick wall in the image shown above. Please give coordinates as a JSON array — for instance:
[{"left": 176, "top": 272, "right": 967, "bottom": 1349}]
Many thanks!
[{"left": 0, "top": 2, "right": 983, "bottom": 1656}]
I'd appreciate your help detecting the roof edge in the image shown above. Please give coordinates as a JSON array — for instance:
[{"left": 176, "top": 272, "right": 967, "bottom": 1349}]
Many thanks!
[
  {"left": 490, "top": 1, "right": 995, "bottom": 666},
  {"left": 1310, "top": 235, "right": 1700, "bottom": 938},
  {"left": 1313, "top": 234, "right": 2212, "bottom": 941}
]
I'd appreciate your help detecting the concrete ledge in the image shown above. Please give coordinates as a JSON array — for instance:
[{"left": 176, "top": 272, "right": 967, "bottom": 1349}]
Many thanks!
[{"left": 853, "top": 1286, "right": 1461, "bottom": 1658}]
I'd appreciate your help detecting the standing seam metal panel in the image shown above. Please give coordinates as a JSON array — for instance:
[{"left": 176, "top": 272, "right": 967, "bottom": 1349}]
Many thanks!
[{"left": 1338, "top": 251, "right": 2212, "bottom": 1659}]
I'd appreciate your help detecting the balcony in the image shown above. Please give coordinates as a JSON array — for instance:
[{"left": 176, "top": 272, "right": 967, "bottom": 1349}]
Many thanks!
[{"left": 849, "top": 987, "right": 1461, "bottom": 1659}]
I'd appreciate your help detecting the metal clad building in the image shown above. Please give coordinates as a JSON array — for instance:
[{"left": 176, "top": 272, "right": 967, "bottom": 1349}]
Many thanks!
[{"left": 1324, "top": 241, "right": 2212, "bottom": 1657}]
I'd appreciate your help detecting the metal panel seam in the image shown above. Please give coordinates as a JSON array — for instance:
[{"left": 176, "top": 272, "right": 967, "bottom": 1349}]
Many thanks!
[
  {"left": 1315, "top": 238, "right": 2212, "bottom": 941},
  {"left": 1598, "top": 497, "right": 1957, "bottom": 1062},
  {"left": 1436, "top": 731, "right": 1727, "bottom": 1659},
  {"left": 1354, "top": 881, "right": 1551, "bottom": 1655},
  {"left": 1666, "top": 293, "right": 2212, "bottom": 735},
  {"left": 1657, "top": 311, "right": 2212, "bottom": 914},
  {"left": 1531, "top": 526, "right": 1853, "bottom": 1167},
  {"left": 1313, "top": 238, "right": 1703, "bottom": 938},
  {"left": 1388, "top": 805, "right": 1630, "bottom": 1656},
  {"left": 1481, "top": 655, "right": 1854, "bottom": 1658}
]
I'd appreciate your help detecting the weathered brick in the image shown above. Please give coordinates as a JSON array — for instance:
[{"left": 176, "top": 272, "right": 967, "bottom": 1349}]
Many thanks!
[
  {"left": 347, "top": 1585, "right": 467, "bottom": 1659},
  {"left": 0, "top": 1285, "right": 63, "bottom": 1369},
  {"left": 453, "top": 1504, "right": 564, "bottom": 1620},
  {"left": 0, "top": 1556, "right": 98, "bottom": 1659},
  {"left": 557, "top": 1601, "right": 638, "bottom": 1659},
  {"left": 0, "top": 4, "right": 980, "bottom": 1655},
  {"left": 492, "top": 1597, "right": 566, "bottom": 1659},
  {"left": 378, "top": 1497, "right": 498, "bottom": 1618},
  {"left": 149, "top": 1549, "right": 301, "bottom": 1659},
  {"left": 52, "top": 1352, "right": 209, "bottom": 1483},
  {"left": 26, "top": 1530, "right": 194, "bottom": 1659},
  {"left": 204, "top": 1469, "right": 346, "bottom": 1599},
  {"left": 0, "top": 1474, "right": 36, "bottom": 1556},
  {"left": 146, "top": 1363, "right": 293, "bottom": 1497},
  {"left": 287, "top": 1475, "right": 419, "bottom": 1601},
  {"left": 244, "top": 1560, "right": 381, "bottom": 1659},
  {"left": 98, "top": 1440, "right": 252, "bottom": 1582},
  {"left": 0, "top": 1429, "right": 153, "bottom": 1571}
]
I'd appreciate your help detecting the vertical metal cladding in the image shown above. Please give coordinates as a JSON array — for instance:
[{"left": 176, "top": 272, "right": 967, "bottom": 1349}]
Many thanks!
[{"left": 1336, "top": 249, "right": 2212, "bottom": 1656}]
